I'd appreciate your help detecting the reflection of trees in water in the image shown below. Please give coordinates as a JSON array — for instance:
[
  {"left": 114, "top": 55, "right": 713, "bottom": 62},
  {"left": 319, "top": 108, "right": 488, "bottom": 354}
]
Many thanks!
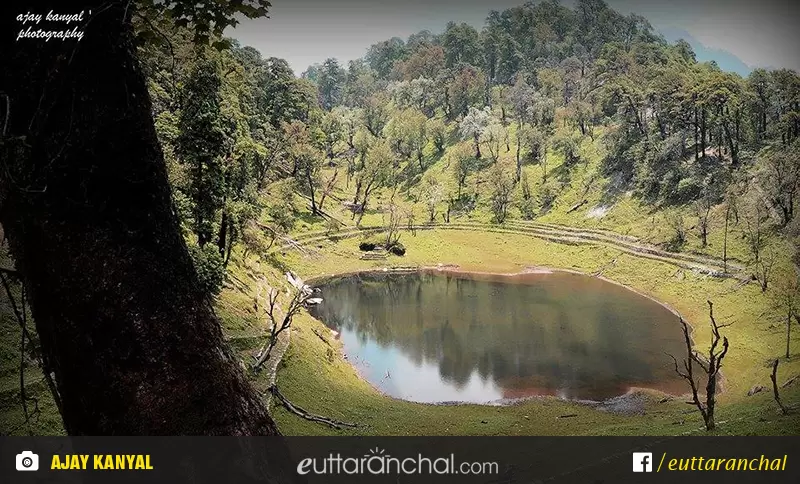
[{"left": 310, "top": 272, "right": 686, "bottom": 399}]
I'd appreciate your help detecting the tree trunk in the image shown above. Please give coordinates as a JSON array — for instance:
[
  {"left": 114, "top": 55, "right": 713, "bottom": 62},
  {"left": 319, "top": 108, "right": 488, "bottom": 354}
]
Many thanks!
[
  {"left": 788, "top": 312, "right": 792, "bottom": 359},
  {"left": 306, "top": 169, "right": 318, "bottom": 215},
  {"left": 224, "top": 226, "right": 235, "bottom": 266},
  {"left": 700, "top": 109, "right": 707, "bottom": 157},
  {"left": 1, "top": 1, "right": 279, "bottom": 435},
  {"left": 542, "top": 148, "right": 548, "bottom": 184},
  {"left": 515, "top": 126, "right": 522, "bottom": 182},
  {"left": 723, "top": 205, "right": 730, "bottom": 273},
  {"left": 694, "top": 105, "right": 699, "bottom": 161},
  {"left": 771, "top": 359, "right": 789, "bottom": 415},
  {"left": 217, "top": 208, "right": 229, "bottom": 257}
]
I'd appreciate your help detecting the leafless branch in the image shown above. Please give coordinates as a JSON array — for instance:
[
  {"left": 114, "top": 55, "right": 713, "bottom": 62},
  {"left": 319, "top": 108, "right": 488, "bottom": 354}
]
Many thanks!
[
  {"left": 671, "top": 301, "right": 730, "bottom": 431},
  {"left": 252, "top": 272, "right": 314, "bottom": 371}
]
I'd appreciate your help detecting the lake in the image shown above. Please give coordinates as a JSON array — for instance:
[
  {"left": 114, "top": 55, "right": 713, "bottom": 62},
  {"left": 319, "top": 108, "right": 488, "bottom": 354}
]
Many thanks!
[{"left": 307, "top": 269, "right": 689, "bottom": 403}]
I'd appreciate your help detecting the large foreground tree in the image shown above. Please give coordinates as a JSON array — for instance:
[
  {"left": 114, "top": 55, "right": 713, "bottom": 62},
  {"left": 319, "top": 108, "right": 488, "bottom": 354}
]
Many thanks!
[{"left": 1, "top": 0, "right": 280, "bottom": 435}]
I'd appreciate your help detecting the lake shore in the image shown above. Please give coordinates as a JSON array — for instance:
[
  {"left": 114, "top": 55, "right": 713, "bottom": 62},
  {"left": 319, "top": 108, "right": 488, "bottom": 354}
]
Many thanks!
[{"left": 221, "top": 227, "right": 800, "bottom": 436}]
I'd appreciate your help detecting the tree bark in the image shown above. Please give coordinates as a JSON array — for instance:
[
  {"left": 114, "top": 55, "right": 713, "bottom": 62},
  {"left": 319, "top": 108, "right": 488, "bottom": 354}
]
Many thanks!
[
  {"left": 771, "top": 359, "right": 788, "bottom": 415},
  {"left": 700, "top": 109, "right": 707, "bottom": 157},
  {"left": 788, "top": 311, "right": 793, "bottom": 359},
  {"left": 218, "top": 208, "right": 229, "bottom": 257},
  {"left": 1, "top": 1, "right": 279, "bottom": 435}
]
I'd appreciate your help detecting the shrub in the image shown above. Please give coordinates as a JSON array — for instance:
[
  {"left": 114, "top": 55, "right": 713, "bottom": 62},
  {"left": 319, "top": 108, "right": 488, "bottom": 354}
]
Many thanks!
[
  {"left": 189, "top": 244, "right": 225, "bottom": 295},
  {"left": 676, "top": 176, "right": 703, "bottom": 202},
  {"left": 538, "top": 183, "right": 557, "bottom": 212},
  {"left": 518, "top": 196, "right": 537, "bottom": 220},
  {"left": 359, "top": 235, "right": 383, "bottom": 251},
  {"left": 388, "top": 242, "right": 406, "bottom": 256},
  {"left": 665, "top": 211, "right": 687, "bottom": 252},
  {"left": 325, "top": 217, "right": 342, "bottom": 236}
]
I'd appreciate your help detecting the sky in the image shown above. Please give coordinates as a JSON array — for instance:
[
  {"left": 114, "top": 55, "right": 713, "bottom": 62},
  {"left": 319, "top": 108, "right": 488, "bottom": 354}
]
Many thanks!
[{"left": 228, "top": 0, "right": 800, "bottom": 75}]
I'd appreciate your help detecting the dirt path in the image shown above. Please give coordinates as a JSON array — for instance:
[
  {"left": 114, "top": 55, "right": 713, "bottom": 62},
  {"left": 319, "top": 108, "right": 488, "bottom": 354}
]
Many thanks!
[{"left": 271, "top": 220, "right": 747, "bottom": 279}]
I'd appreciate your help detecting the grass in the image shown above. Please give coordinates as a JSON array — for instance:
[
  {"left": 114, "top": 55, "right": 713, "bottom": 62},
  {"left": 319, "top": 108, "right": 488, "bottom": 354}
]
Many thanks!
[
  {"left": 244, "top": 125, "right": 800, "bottom": 436},
  {"left": 256, "top": 228, "right": 800, "bottom": 436},
  {"left": 2, "top": 122, "right": 799, "bottom": 436}
]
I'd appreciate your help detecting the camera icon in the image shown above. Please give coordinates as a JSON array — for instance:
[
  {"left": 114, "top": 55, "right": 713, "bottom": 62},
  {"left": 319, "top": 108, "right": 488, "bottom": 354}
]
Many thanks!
[{"left": 16, "top": 451, "right": 39, "bottom": 471}]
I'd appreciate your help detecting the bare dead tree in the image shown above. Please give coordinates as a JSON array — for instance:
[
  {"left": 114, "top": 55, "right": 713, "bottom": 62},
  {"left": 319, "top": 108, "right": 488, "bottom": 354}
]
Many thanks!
[
  {"left": 252, "top": 272, "right": 313, "bottom": 372},
  {"left": 317, "top": 169, "right": 339, "bottom": 213},
  {"left": 743, "top": 199, "right": 769, "bottom": 263},
  {"left": 669, "top": 300, "right": 730, "bottom": 431},
  {"left": 384, "top": 204, "right": 403, "bottom": 249},
  {"left": 770, "top": 359, "right": 789, "bottom": 415},
  {"left": 723, "top": 202, "right": 731, "bottom": 272},
  {"left": 406, "top": 211, "right": 417, "bottom": 237},
  {"left": 755, "top": 247, "right": 777, "bottom": 292},
  {"left": 694, "top": 196, "right": 713, "bottom": 248}
]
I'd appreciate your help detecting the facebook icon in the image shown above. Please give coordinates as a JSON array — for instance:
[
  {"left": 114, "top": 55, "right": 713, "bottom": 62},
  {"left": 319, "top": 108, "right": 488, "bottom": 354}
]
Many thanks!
[{"left": 633, "top": 452, "right": 653, "bottom": 472}]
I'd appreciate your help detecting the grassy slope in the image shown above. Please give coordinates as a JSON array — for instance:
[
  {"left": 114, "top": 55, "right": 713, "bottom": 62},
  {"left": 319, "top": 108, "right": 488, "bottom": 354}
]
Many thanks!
[
  {"left": 254, "top": 229, "right": 800, "bottom": 435},
  {"left": 3, "top": 117, "right": 799, "bottom": 436},
  {"left": 243, "top": 120, "right": 800, "bottom": 436}
]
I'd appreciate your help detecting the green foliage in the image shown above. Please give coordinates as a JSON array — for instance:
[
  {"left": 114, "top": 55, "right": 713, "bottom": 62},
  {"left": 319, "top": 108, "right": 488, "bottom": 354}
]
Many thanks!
[
  {"left": 176, "top": 57, "right": 231, "bottom": 247},
  {"left": 665, "top": 210, "right": 688, "bottom": 251},
  {"left": 363, "top": 93, "right": 391, "bottom": 137},
  {"left": 267, "top": 182, "right": 298, "bottom": 234},
  {"left": 488, "top": 162, "right": 514, "bottom": 224},
  {"left": 189, "top": 244, "right": 226, "bottom": 295},
  {"left": 450, "top": 143, "right": 478, "bottom": 197},
  {"left": 427, "top": 118, "right": 448, "bottom": 153},
  {"left": 325, "top": 217, "right": 342, "bottom": 236},
  {"left": 442, "top": 22, "right": 482, "bottom": 68},
  {"left": 311, "top": 58, "right": 347, "bottom": 110},
  {"left": 518, "top": 171, "right": 537, "bottom": 220},
  {"left": 385, "top": 108, "right": 428, "bottom": 166},
  {"left": 553, "top": 131, "right": 581, "bottom": 166},
  {"left": 537, "top": 182, "right": 557, "bottom": 212},
  {"left": 136, "top": 0, "right": 270, "bottom": 46},
  {"left": 120, "top": 0, "right": 800, "bottom": 441},
  {"left": 365, "top": 37, "right": 408, "bottom": 78}
]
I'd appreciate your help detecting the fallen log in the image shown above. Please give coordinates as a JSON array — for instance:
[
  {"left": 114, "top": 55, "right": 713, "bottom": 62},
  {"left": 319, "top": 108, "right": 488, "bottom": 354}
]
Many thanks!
[{"left": 566, "top": 199, "right": 588, "bottom": 214}]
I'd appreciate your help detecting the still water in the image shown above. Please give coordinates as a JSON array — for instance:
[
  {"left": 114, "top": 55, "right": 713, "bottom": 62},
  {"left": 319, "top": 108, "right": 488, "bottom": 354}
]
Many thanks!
[{"left": 308, "top": 270, "right": 688, "bottom": 403}]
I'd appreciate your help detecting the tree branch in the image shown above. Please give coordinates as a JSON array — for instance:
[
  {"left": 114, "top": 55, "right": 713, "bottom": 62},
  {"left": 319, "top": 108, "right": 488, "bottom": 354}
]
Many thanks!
[{"left": 268, "top": 385, "right": 358, "bottom": 430}]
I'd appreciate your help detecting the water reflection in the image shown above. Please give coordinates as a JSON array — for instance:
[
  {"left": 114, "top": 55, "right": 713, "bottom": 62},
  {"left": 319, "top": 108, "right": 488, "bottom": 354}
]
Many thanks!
[{"left": 308, "top": 270, "right": 687, "bottom": 403}]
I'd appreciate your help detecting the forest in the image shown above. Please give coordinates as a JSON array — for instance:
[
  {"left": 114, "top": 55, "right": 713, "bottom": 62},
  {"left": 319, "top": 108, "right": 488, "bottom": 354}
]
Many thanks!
[{"left": 1, "top": 0, "right": 800, "bottom": 436}]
